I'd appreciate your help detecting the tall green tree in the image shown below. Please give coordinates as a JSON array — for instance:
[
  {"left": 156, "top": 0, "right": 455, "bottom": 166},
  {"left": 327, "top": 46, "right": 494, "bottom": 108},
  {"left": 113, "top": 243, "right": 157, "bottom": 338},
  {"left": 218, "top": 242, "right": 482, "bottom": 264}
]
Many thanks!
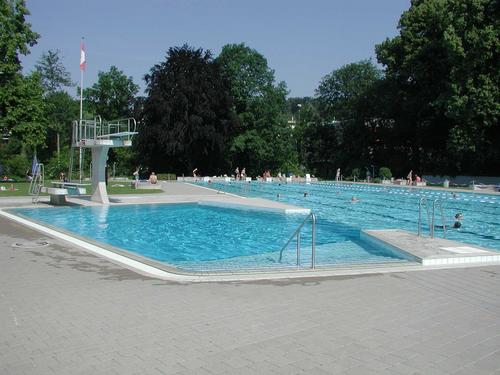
[
  {"left": 376, "top": 0, "right": 500, "bottom": 174},
  {"left": 35, "top": 49, "right": 76, "bottom": 159},
  {"left": 139, "top": 45, "right": 237, "bottom": 175},
  {"left": 35, "top": 49, "right": 73, "bottom": 93},
  {"left": 0, "top": 0, "right": 38, "bottom": 83},
  {"left": 217, "top": 43, "right": 296, "bottom": 176},
  {"left": 0, "top": 0, "right": 39, "bottom": 142},
  {"left": 3, "top": 72, "right": 47, "bottom": 153},
  {"left": 316, "top": 60, "right": 382, "bottom": 121},
  {"left": 313, "top": 60, "right": 384, "bottom": 176},
  {"left": 83, "top": 66, "right": 139, "bottom": 120}
]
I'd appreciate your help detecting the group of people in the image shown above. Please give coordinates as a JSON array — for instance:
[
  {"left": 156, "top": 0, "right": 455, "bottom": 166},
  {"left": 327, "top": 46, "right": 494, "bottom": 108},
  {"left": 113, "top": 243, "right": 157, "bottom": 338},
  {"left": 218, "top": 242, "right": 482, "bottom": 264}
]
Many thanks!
[
  {"left": 234, "top": 167, "right": 246, "bottom": 180},
  {"left": 132, "top": 168, "right": 158, "bottom": 187},
  {"left": 406, "top": 170, "right": 423, "bottom": 185}
]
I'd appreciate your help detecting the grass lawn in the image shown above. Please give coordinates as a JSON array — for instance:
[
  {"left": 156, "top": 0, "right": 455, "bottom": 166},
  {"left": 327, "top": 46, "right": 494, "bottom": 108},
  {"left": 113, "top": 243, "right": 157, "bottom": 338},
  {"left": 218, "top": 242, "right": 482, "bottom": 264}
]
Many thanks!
[
  {"left": 0, "top": 181, "right": 163, "bottom": 197},
  {"left": 0, "top": 182, "right": 33, "bottom": 196}
]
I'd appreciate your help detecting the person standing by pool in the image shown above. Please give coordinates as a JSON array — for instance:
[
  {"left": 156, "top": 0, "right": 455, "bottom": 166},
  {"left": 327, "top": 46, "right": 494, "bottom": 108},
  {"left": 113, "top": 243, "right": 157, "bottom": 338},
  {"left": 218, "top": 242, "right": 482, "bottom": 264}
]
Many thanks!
[
  {"left": 234, "top": 167, "right": 240, "bottom": 180},
  {"left": 407, "top": 170, "right": 413, "bottom": 185},
  {"left": 336, "top": 168, "right": 341, "bottom": 181},
  {"left": 192, "top": 168, "right": 198, "bottom": 177},
  {"left": 133, "top": 168, "right": 140, "bottom": 188}
]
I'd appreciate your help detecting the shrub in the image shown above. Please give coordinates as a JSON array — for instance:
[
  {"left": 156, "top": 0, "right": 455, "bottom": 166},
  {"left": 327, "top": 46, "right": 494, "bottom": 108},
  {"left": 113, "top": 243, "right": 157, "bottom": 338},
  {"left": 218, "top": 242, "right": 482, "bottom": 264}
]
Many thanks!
[
  {"left": 379, "top": 167, "right": 392, "bottom": 179},
  {"left": 372, "top": 177, "right": 381, "bottom": 183},
  {"left": 3, "top": 154, "right": 30, "bottom": 179},
  {"left": 45, "top": 151, "right": 70, "bottom": 179}
]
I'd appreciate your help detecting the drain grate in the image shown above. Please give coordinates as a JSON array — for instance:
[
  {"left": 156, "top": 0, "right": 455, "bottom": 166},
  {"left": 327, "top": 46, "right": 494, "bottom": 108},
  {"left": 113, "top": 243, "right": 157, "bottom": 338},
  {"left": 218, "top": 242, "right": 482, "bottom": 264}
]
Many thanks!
[{"left": 12, "top": 241, "right": 50, "bottom": 248}]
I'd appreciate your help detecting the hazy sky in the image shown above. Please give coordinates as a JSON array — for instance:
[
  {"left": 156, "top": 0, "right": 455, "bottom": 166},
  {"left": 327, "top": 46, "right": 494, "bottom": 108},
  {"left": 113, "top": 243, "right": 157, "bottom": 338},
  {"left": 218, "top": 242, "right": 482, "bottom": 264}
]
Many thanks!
[{"left": 21, "top": 0, "right": 410, "bottom": 97}]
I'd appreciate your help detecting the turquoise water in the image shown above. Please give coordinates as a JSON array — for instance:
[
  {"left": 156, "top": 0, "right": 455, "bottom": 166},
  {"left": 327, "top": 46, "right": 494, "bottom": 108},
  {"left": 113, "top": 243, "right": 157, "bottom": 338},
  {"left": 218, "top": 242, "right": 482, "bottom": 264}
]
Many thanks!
[
  {"left": 12, "top": 202, "right": 409, "bottom": 272},
  {"left": 201, "top": 181, "right": 500, "bottom": 251}
]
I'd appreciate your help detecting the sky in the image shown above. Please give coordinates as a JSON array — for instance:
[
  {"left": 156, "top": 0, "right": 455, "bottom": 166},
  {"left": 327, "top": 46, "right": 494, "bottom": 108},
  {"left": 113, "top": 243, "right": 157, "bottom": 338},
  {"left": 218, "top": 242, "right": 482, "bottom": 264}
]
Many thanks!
[{"left": 21, "top": 0, "right": 410, "bottom": 98}]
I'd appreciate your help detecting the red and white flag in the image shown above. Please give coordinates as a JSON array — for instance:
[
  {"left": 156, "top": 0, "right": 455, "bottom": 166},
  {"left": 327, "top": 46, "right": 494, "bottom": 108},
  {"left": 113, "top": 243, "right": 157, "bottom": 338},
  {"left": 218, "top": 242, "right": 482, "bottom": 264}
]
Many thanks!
[{"left": 80, "top": 39, "right": 86, "bottom": 71}]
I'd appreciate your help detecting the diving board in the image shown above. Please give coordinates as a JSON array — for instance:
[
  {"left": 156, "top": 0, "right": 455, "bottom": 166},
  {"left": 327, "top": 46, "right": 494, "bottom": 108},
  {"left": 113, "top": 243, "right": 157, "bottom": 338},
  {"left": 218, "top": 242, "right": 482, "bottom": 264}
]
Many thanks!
[{"left": 72, "top": 117, "right": 137, "bottom": 204}]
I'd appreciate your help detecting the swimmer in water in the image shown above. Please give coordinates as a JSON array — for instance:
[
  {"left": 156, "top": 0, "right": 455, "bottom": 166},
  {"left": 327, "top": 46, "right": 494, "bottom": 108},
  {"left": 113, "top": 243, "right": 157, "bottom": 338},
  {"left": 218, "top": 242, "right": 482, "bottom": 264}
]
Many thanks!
[
  {"left": 350, "top": 196, "right": 360, "bottom": 203},
  {"left": 304, "top": 192, "right": 308, "bottom": 197},
  {"left": 453, "top": 212, "right": 463, "bottom": 228}
]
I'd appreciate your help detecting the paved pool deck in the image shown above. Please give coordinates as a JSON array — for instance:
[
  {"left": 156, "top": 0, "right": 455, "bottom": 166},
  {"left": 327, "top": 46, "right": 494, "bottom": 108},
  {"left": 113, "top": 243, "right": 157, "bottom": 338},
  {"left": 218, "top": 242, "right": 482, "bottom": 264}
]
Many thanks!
[{"left": 1, "top": 215, "right": 500, "bottom": 375}]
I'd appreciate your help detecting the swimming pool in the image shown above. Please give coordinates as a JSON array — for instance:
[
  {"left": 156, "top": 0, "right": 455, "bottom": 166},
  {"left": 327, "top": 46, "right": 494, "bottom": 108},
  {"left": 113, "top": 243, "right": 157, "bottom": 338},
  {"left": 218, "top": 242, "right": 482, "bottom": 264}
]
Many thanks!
[
  {"left": 11, "top": 201, "right": 410, "bottom": 272},
  {"left": 200, "top": 181, "right": 500, "bottom": 251}
]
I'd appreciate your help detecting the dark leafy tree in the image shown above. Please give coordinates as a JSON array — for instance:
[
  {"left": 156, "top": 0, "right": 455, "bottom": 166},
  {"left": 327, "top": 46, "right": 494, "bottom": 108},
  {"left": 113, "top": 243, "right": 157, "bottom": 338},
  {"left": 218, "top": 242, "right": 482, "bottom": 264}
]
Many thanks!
[
  {"left": 139, "top": 45, "right": 237, "bottom": 175},
  {"left": 376, "top": 0, "right": 500, "bottom": 175}
]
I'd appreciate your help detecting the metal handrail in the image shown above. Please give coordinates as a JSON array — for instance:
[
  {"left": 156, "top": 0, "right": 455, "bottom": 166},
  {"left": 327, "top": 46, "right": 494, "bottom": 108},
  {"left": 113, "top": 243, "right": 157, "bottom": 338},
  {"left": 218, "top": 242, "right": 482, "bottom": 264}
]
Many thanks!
[
  {"left": 431, "top": 199, "right": 446, "bottom": 238},
  {"left": 278, "top": 212, "right": 317, "bottom": 269},
  {"left": 417, "top": 196, "right": 430, "bottom": 236},
  {"left": 418, "top": 196, "right": 446, "bottom": 238}
]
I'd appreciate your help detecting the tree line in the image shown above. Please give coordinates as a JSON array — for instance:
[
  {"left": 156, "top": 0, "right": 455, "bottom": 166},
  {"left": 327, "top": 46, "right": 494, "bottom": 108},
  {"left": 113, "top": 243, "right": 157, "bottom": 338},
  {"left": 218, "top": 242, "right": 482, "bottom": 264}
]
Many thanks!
[{"left": 1, "top": 0, "right": 498, "bottom": 180}]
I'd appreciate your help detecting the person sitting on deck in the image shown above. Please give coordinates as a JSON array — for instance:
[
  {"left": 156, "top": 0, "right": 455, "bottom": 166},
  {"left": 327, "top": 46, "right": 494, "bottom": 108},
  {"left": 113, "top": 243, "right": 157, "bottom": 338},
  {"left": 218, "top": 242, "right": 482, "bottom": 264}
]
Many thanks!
[{"left": 148, "top": 172, "right": 158, "bottom": 184}]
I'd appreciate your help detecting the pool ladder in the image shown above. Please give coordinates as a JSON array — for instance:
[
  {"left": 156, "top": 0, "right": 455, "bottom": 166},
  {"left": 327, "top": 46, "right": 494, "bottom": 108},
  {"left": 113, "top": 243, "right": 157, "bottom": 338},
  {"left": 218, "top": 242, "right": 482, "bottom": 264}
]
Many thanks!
[
  {"left": 418, "top": 197, "right": 446, "bottom": 238},
  {"left": 278, "top": 212, "right": 316, "bottom": 269},
  {"left": 29, "top": 163, "right": 44, "bottom": 204}
]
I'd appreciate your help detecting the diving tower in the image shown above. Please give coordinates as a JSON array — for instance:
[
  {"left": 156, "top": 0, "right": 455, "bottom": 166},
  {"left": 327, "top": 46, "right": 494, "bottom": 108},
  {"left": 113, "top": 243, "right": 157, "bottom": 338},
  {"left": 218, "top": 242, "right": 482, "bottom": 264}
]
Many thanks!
[{"left": 71, "top": 117, "right": 137, "bottom": 204}]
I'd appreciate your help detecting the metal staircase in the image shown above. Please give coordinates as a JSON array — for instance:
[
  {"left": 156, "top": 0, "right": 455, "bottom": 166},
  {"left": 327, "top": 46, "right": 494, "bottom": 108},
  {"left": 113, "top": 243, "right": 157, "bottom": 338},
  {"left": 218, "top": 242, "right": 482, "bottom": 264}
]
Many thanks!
[{"left": 29, "top": 163, "right": 44, "bottom": 204}]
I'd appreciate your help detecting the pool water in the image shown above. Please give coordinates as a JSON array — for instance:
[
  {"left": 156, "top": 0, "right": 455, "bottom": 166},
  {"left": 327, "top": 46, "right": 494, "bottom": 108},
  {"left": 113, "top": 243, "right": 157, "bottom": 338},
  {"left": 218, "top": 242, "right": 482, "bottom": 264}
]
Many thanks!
[
  {"left": 202, "top": 181, "right": 500, "bottom": 251},
  {"left": 12, "top": 202, "right": 410, "bottom": 272}
]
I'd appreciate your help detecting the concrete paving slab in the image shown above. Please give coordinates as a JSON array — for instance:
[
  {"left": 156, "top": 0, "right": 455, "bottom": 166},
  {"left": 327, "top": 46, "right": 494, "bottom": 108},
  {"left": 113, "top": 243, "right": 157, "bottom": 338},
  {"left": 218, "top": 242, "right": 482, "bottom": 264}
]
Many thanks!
[
  {"left": 1, "top": 214, "right": 500, "bottom": 374},
  {"left": 362, "top": 229, "right": 500, "bottom": 266}
]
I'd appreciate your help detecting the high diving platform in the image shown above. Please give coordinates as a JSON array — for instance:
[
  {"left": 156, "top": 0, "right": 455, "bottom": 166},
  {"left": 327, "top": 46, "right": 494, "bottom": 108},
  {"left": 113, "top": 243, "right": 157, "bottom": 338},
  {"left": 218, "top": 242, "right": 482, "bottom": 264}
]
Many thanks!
[{"left": 72, "top": 117, "right": 137, "bottom": 204}]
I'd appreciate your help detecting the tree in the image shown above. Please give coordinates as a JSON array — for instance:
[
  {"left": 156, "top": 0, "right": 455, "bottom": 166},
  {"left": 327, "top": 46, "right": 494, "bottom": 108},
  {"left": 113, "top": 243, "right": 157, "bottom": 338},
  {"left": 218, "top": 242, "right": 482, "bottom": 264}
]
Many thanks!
[
  {"left": 42, "top": 92, "right": 78, "bottom": 158},
  {"left": 35, "top": 49, "right": 73, "bottom": 93},
  {"left": 34, "top": 49, "right": 76, "bottom": 159},
  {"left": 2, "top": 72, "right": 47, "bottom": 153},
  {"left": 313, "top": 60, "right": 384, "bottom": 176},
  {"left": 0, "top": 0, "right": 39, "bottom": 83},
  {"left": 376, "top": 0, "right": 500, "bottom": 174},
  {"left": 0, "top": 0, "right": 39, "bottom": 139},
  {"left": 139, "top": 45, "right": 237, "bottom": 175},
  {"left": 217, "top": 43, "right": 296, "bottom": 176},
  {"left": 316, "top": 60, "right": 382, "bottom": 121},
  {"left": 83, "top": 66, "right": 139, "bottom": 120}
]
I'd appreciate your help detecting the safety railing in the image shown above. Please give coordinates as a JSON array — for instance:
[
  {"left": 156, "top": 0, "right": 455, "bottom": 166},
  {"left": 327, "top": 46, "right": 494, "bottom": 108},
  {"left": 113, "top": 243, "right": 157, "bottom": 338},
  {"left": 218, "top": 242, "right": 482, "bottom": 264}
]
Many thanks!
[
  {"left": 72, "top": 117, "right": 137, "bottom": 146},
  {"left": 431, "top": 199, "right": 446, "bottom": 238},
  {"left": 417, "top": 197, "right": 430, "bottom": 237},
  {"left": 418, "top": 196, "right": 446, "bottom": 238},
  {"left": 278, "top": 212, "right": 316, "bottom": 269}
]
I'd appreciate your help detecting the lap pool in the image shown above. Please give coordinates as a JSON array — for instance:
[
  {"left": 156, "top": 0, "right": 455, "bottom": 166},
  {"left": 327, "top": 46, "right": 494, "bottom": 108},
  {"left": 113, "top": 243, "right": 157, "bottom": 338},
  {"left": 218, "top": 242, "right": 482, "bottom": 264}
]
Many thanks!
[
  {"left": 10, "top": 181, "right": 499, "bottom": 273},
  {"left": 201, "top": 181, "right": 500, "bottom": 252}
]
